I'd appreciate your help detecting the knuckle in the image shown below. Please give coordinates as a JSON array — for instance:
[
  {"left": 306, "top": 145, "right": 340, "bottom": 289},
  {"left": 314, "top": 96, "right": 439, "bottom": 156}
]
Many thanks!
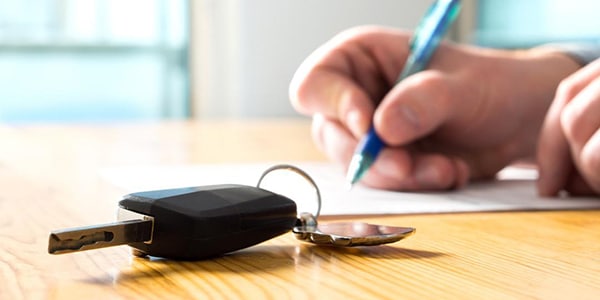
[
  {"left": 289, "top": 86, "right": 311, "bottom": 115},
  {"left": 559, "top": 101, "right": 585, "bottom": 142},
  {"left": 559, "top": 107, "right": 577, "bottom": 140},
  {"left": 289, "top": 68, "right": 317, "bottom": 115},
  {"left": 336, "top": 25, "right": 381, "bottom": 42},
  {"left": 555, "top": 77, "right": 579, "bottom": 104}
]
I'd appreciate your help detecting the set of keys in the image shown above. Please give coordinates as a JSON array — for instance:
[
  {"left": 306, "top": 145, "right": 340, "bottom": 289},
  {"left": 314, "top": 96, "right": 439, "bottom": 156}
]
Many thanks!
[{"left": 48, "top": 165, "right": 415, "bottom": 260}]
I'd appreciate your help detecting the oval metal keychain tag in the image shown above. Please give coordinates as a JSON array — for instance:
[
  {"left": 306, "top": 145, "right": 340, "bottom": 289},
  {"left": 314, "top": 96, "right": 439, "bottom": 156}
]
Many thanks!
[{"left": 257, "top": 164, "right": 415, "bottom": 247}]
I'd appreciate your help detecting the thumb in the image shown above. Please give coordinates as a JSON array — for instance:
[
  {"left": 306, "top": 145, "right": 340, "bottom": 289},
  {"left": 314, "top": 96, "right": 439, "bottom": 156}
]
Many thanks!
[{"left": 374, "top": 70, "right": 458, "bottom": 146}]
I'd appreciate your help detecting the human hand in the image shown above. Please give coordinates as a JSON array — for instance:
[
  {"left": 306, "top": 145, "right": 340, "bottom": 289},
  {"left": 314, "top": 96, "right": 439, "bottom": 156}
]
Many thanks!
[
  {"left": 290, "top": 26, "right": 580, "bottom": 191},
  {"left": 538, "top": 58, "right": 600, "bottom": 196}
]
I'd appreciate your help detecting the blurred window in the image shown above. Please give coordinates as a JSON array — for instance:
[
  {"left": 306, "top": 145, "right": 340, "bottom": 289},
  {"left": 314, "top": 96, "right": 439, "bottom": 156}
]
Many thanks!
[
  {"left": 475, "top": 0, "right": 600, "bottom": 48},
  {"left": 0, "top": 0, "right": 189, "bottom": 122}
]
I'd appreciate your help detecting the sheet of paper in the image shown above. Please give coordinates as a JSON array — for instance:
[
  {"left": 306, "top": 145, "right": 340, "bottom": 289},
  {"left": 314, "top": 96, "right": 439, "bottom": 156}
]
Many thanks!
[{"left": 100, "top": 162, "right": 600, "bottom": 216}]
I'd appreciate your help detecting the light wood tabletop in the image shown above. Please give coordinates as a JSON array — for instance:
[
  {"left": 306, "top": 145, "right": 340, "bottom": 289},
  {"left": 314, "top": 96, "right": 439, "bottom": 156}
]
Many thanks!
[{"left": 1, "top": 119, "right": 599, "bottom": 299}]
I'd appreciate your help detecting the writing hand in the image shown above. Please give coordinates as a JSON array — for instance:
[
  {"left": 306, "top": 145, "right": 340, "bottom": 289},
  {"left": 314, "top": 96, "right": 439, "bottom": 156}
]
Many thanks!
[{"left": 290, "top": 26, "right": 580, "bottom": 191}]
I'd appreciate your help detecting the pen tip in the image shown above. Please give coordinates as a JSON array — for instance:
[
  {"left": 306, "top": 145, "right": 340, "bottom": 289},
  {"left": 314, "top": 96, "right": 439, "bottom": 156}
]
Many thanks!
[
  {"left": 346, "top": 154, "right": 366, "bottom": 189},
  {"left": 346, "top": 182, "right": 354, "bottom": 191}
]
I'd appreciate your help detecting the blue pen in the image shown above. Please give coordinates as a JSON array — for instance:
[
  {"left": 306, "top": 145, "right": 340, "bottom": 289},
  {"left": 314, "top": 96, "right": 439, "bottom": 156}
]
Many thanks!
[{"left": 346, "top": 0, "right": 462, "bottom": 186}]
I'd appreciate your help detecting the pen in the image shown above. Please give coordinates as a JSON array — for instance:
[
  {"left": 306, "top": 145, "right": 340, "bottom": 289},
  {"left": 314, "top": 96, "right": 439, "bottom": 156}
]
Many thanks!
[{"left": 346, "top": 0, "right": 462, "bottom": 186}]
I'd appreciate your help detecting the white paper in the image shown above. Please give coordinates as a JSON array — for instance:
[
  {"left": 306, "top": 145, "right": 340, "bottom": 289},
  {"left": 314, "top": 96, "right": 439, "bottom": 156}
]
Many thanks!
[{"left": 100, "top": 162, "right": 600, "bottom": 216}]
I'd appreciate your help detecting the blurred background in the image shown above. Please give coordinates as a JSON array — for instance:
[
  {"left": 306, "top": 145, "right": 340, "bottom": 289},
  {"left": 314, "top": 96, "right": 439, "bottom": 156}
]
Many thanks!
[{"left": 0, "top": 0, "right": 598, "bottom": 123}]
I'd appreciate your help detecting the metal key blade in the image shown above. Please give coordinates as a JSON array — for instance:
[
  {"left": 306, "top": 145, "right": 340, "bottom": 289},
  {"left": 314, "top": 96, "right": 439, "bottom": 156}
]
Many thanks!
[{"left": 48, "top": 219, "right": 153, "bottom": 254}]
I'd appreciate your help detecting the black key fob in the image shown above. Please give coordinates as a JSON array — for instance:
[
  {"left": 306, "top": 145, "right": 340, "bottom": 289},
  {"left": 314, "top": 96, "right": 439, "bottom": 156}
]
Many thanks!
[
  {"left": 48, "top": 165, "right": 414, "bottom": 261},
  {"left": 119, "top": 184, "right": 297, "bottom": 260}
]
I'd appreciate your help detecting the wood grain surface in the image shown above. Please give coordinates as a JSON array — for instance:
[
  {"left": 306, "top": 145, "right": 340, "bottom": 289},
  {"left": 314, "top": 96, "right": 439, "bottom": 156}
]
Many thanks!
[{"left": 1, "top": 120, "right": 599, "bottom": 300}]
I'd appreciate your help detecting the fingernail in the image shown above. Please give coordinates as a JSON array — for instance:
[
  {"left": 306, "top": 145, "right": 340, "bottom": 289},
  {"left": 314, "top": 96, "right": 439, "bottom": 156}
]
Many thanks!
[{"left": 400, "top": 105, "right": 420, "bottom": 130}]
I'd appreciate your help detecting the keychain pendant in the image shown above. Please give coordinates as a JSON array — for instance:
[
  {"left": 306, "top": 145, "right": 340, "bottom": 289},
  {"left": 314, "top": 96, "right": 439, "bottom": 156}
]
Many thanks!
[
  {"left": 257, "top": 165, "right": 416, "bottom": 248},
  {"left": 292, "top": 212, "right": 415, "bottom": 247}
]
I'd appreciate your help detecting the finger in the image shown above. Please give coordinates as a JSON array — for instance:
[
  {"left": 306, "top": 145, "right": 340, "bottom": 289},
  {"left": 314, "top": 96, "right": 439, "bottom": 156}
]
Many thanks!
[
  {"left": 290, "top": 27, "right": 409, "bottom": 116},
  {"left": 374, "top": 70, "right": 457, "bottom": 146},
  {"left": 536, "top": 83, "right": 574, "bottom": 196},
  {"left": 312, "top": 114, "right": 471, "bottom": 191},
  {"left": 362, "top": 148, "right": 413, "bottom": 188},
  {"left": 295, "top": 70, "right": 375, "bottom": 137},
  {"left": 362, "top": 151, "right": 470, "bottom": 191},
  {"left": 560, "top": 76, "right": 600, "bottom": 154},
  {"left": 562, "top": 58, "right": 600, "bottom": 88},
  {"left": 564, "top": 169, "right": 597, "bottom": 196},
  {"left": 290, "top": 27, "right": 410, "bottom": 137},
  {"left": 311, "top": 114, "right": 355, "bottom": 166},
  {"left": 312, "top": 114, "right": 417, "bottom": 188},
  {"left": 579, "top": 128, "right": 600, "bottom": 194}
]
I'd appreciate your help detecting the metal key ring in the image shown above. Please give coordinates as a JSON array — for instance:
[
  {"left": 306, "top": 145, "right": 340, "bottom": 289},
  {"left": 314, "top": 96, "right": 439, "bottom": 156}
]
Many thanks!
[{"left": 256, "top": 164, "right": 322, "bottom": 219}]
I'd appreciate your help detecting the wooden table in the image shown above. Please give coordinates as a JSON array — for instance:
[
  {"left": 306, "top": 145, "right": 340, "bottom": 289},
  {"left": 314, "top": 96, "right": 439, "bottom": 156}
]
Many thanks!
[{"left": 2, "top": 120, "right": 599, "bottom": 299}]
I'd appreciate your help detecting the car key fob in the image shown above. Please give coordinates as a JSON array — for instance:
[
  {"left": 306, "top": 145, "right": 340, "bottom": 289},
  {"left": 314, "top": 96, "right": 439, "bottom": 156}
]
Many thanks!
[
  {"left": 121, "top": 184, "right": 297, "bottom": 259},
  {"left": 49, "top": 184, "right": 297, "bottom": 260},
  {"left": 49, "top": 164, "right": 415, "bottom": 261}
]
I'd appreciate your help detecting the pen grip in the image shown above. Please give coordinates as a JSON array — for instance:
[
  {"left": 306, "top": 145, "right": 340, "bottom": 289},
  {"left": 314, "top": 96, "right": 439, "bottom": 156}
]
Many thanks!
[{"left": 357, "top": 126, "right": 386, "bottom": 164}]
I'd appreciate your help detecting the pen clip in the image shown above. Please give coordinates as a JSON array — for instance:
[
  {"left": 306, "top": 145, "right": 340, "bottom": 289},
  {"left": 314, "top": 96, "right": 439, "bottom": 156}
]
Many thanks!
[
  {"left": 409, "top": 1, "right": 438, "bottom": 51},
  {"left": 405, "top": 0, "right": 461, "bottom": 79}
]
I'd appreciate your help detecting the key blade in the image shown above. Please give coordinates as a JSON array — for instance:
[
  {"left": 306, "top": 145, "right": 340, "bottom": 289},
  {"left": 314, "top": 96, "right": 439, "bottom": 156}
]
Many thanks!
[{"left": 48, "top": 219, "right": 153, "bottom": 254}]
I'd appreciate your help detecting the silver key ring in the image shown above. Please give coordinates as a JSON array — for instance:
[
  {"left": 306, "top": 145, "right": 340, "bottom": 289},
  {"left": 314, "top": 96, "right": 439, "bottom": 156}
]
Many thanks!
[{"left": 256, "top": 164, "right": 322, "bottom": 219}]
